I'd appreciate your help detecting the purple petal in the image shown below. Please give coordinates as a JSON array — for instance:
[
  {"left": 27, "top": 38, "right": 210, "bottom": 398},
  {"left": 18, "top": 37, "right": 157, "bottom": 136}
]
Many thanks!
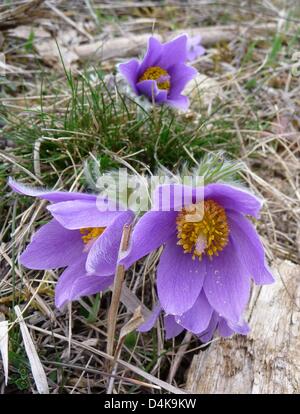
[
  {"left": 164, "top": 315, "right": 184, "bottom": 339},
  {"left": 69, "top": 275, "right": 113, "bottom": 304},
  {"left": 136, "top": 80, "right": 169, "bottom": 104},
  {"left": 121, "top": 210, "right": 177, "bottom": 270},
  {"left": 55, "top": 257, "right": 113, "bottom": 308},
  {"left": 153, "top": 184, "right": 204, "bottom": 212},
  {"left": 138, "top": 36, "right": 163, "bottom": 77},
  {"left": 187, "top": 35, "right": 202, "bottom": 47},
  {"left": 8, "top": 177, "right": 96, "bottom": 203},
  {"left": 157, "top": 235, "right": 206, "bottom": 315},
  {"left": 205, "top": 183, "right": 263, "bottom": 218},
  {"left": 227, "top": 319, "right": 250, "bottom": 335},
  {"left": 118, "top": 59, "right": 140, "bottom": 94},
  {"left": 20, "top": 219, "right": 84, "bottom": 270},
  {"left": 203, "top": 239, "right": 251, "bottom": 323},
  {"left": 187, "top": 50, "right": 197, "bottom": 62},
  {"left": 55, "top": 257, "right": 86, "bottom": 308},
  {"left": 218, "top": 317, "right": 250, "bottom": 337},
  {"left": 138, "top": 303, "right": 162, "bottom": 332},
  {"left": 155, "top": 89, "right": 168, "bottom": 103},
  {"left": 187, "top": 43, "right": 205, "bottom": 62},
  {"left": 86, "top": 211, "right": 134, "bottom": 275},
  {"left": 48, "top": 199, "right": 123, "bottom": 230},
  {"left": 175, "top": 291, "right": 213, "bottom": 334},
  {"left": 166, "top": 95, "right": 190, "bottom": 110},
  {"left": 187, "top": 35, "right": 205, "bottom": 61},
  {"left": 198, "top": 312, "right": 219, "bottom": 343},
  {"left": 136, "top": 79, "right": 159, "bottom": 101},
  {"left": 195, "top": 45, "right": 205, "bottom": 56},
  {"left": 168, "top": 63, "right": 197, "bottom": 98},
  {"left": 218, "top": 318, "right": 234, "bottom": 337},
  {"left": 158, "top": 34, "right": 188, "bottom": 70},
  {"left": 228, "top": 211, "right": 274, "bottom": 285}
]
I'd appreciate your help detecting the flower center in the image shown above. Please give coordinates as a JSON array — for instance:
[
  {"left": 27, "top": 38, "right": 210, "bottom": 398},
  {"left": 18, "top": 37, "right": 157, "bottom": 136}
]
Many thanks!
[
  {"left": 80, "top": 227, "right": 106, "bottom": 244},
  {"left": 176, "top": 199, "right": 229, "bottom": 260},
  {"left": 139, "top": 66, "right": 170, "bottom": 90}
]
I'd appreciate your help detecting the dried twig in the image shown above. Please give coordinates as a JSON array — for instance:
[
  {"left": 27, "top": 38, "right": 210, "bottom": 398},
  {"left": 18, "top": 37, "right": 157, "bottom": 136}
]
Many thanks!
[
  {"left": 106, "top": 224, "right": 132, "bottom": 358},
  {"left": 45, "top": 1, "right": 93, "bottom": 41},
  {"left": 107, "top": 306, "right": 144, "bottom": 394},
  {"left": 167, "top": 332, "right": 193, "bottom": 384},
  {"left": 0, "top": 0, "right": 44, "bottom": 29},
  {"left": 27, "top": 324, "right": 186, "bottom": 394},
  {"left": 15, "top": 306, "right": 49, "bottom": 394}
]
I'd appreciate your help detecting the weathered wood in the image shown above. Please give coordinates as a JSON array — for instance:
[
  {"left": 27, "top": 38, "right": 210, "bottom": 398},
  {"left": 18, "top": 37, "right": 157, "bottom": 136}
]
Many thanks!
[
  {"left": 74, "top": 24, "right": 276, "bottom": 61},
  {"left": 186, "top": 260, "right": 300, "bottom": 394}
]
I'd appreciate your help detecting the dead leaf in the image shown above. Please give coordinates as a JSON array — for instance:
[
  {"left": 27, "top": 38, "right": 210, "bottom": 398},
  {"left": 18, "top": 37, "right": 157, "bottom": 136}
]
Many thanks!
[
  {"left": 119, "top": 306, "right": 144, "bottom": 342},
  {"left": 0, "top": 314, "right": 8, "bottom": 386},
  {"left": 81, "top": 338, "right": 99, "bottom": 348},
  {"left": 15, "top": 306, "right": 49, "bottom": 394}
]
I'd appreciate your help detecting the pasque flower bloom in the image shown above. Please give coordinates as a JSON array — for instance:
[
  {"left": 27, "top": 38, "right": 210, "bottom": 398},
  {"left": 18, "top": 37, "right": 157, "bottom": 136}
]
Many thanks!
[
  {"left": 138, "top": 302, "right": 250, "bottom": 342},
  {"left": 118, "top": 34, "right": 197, "bottom": 110},
  {"left": 9, "top": 178, "right": 134, "bottom": 308},
  {"left": 121, "top": 182, "right": 274, "bottom": 336},
  {"left": 186, "top": 35, "right": 206, "bottom": 62}
]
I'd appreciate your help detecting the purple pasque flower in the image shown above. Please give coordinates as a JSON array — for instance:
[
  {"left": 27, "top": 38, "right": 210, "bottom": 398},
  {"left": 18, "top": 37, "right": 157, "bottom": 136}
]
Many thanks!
[
  {"left": 121, "top": 182, "right": 274, "bottom": 335},
  {"left": 138, "top": 302, "right": 250, "bottom": 342},
  {"left": 186, "top": 35, "right": 206, "bottom": 62},
  {"left": 118, "top": 34, "right": 197, "bottom": 110},
  {"left": 9, "top": 178, "right": 134, "bottom": 309}
]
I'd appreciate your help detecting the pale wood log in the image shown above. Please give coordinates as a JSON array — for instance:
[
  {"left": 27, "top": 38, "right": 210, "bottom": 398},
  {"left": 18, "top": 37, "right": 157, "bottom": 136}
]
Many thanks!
[
  {"left": 186, "top": 260, "right": 300, "bottom": 394},
  {"left": 74, "top": 24, "right": 276, "bottom": 61},
  {"left": 75, "top": 33, "right": 159, "bottom": 61}
]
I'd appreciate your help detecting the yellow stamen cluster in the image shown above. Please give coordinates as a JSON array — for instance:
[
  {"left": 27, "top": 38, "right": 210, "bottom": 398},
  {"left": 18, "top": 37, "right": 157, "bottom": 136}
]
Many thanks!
[
  {"left": 139, "top": 66, "right": 170, "bottom": 90},
  {"left": 176, "top": 199, "right": 229, "bottom": 260},
  {"left": 80, "top": 227, "right": 106, "bottom": 244}
]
